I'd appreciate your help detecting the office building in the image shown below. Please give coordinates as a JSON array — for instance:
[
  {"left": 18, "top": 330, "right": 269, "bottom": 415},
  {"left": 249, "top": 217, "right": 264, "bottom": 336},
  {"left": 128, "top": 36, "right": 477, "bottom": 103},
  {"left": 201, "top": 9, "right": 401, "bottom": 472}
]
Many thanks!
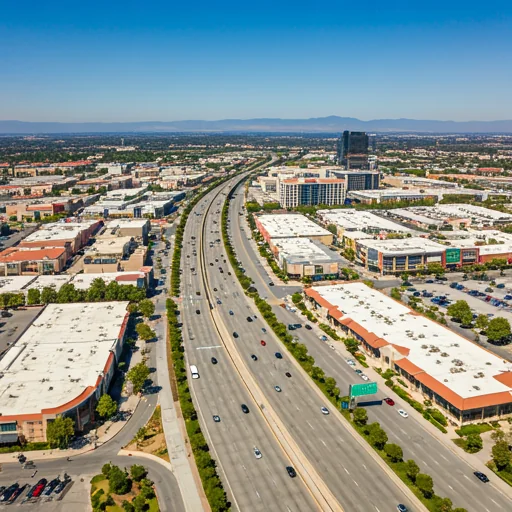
[
  {"left": 327, "top": 170, "right": 380, "bottom": 191},
  {"left": 337, "top": 131, "right": 369, "bottom": 170},
  {"left": 278, "top": 178, "right": 345, "bottom": 208}
]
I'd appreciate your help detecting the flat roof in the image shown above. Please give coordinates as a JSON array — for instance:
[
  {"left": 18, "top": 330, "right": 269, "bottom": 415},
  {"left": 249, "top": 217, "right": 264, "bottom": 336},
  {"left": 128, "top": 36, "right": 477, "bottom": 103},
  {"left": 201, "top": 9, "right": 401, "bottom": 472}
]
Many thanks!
[
  {"left": 273, "top": 238, "right": 343, "bottom": 265},
  {"left": 357, "top": 236, "right": 446, "bottom": 255},
  {"left": 317, "top": 209, "right": 414, "bottom": 233},
  {"left": 70, "top": 272, "right": 144, "bottom": 289},
  {"left": 0, "top": 276, "right": 37, "bottom": 293},
  {"left": 24, "top": 220, "right": 98, "bottom": 243},
  {"left": 257, "top": 214, "right": 331, "bottom": 239},
  {"left": 307, "top": 283, "right": 512, "bottom": 406},
  {"left": 25, "top": 274, "right": 72, "bottom": 292},
  {"left": 87, "top": 237, "right": 132, "bottom": 255},
  {"left": 105, "top": 219, "right": 148, "bottom": 229},
  {"left": 0, "top": 302, "right": 129, "bottom": 416}
]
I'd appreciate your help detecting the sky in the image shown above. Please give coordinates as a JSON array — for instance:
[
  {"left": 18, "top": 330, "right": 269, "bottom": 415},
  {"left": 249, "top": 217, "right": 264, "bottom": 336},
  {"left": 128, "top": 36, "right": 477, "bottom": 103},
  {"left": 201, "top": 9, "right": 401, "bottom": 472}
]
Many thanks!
[{"left": 1, "top": 1, "right": 511, "bottom": 122}]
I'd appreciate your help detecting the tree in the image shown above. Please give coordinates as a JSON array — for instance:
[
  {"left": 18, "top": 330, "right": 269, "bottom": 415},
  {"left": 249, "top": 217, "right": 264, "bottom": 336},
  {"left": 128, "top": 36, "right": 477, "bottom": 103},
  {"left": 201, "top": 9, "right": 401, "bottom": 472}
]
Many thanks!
[
  {"left": 291, "top": 293, "right": 303, "bottom": 305},
  {"left": 127, "top": 302, "right": 139, "bottom": 314},
  {"left": 475, "top": 314, "right": 489, "bottom": 331},
  {"left": 353, "top": 408, "right": 368, "bottom": 426},
  {"left": 102, "top": 463, "right": 112, "bottom": 477},
  {"left": 384, "top": 443, "right": 403, "bottom": 462},
  {"left": 343, "top": 247, "right": 356, "bottom": 262},
  {"left": 368, "top": 423, "right": 388, "bottom": 449},
  {"left": 416, "top": 473, "right": 434, "bottom": 498},
  {"left": 437, "top": 497, "right": 453, "bottom": 512},
  {"left": 135, "top": 427, "right": 147, "bottom": 446},
  {"left": 326, "top": 224, "right": 337, "bottom": 235},
  {"left": 427, "top": 262, "right": 445, "bottom": 276},
  {"left": 465, "top": 433, "right": 483, "bottom": 453},
  {"left": 310, "top": 366, "right": 325, "bottom": 381},
  {"left": 46, "top": 416, "right": 75, "bottom": 449},
  {"left": 405, "top": 459, "right": 420, "bottom": 482},
  {"left": 122, "top": 501, "right": 135, "bottom": 512},
  {"left": 136, "top": 323, "right": 156, "bottom": 342},
  {"left": 41, "top": 286, "right": 58, "bottom": 304},
  {"left": 324, "top": 377, "right": 337, "bottom": 395},
  {"left": 108, "top": 465, "right": 131, "bottom": 494},
  {"left": 344, "top": 338, "right": 359, "bottom": 355},
  {"left": 126, "top": 362, "right": 150, "bottom": 394},
  {"left": 86, "top": 278, "right": 107, "bottom": 301},
  {"left": 492, "top": 440, "right": 512, "bottom": 471},
  {"left": 57, "top": 283, "right": 81, "bottom": 303},
  {"left": 96, "top": 394, "right": 118, "bottom": 419},
  {"left": 132, "top": 495, "right": 147, "bottom": 512},
  {"left": 130, "top": 464, "right": 147, "bottom": 482},
  {"left": 486, "top": 317, "right": 511, "bottom": 342},
  {"left": 27, "top": 288, "right": 41, "bottom": 305},
  {"left": 138, "top": 299, "right": 155, "bottom": 319},
  {"left": 447, "top": 300, "right": 472, "bottom": 324}
]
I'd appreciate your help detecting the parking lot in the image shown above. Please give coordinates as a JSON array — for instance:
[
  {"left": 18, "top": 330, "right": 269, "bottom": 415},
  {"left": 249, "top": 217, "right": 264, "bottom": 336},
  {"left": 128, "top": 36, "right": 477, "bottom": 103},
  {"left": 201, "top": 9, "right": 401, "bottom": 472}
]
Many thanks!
[{"left": 0, "top": 307, "right": 43, "bottom": 359}]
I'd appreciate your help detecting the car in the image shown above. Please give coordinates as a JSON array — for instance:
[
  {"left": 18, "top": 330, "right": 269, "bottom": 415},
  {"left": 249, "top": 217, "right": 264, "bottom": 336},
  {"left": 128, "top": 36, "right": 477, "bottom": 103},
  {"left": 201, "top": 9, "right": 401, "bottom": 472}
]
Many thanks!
[
  {"left": 251, "top": 354, "right": 258, "bottom": 361},
  {"left": 227, "top": 272, "right": 231, "bottom": 276},
  {"left": 229, "top": 310, "right": 234, "bottom": 315},
  {"left": 213, "top": 287, "right": 218, "bottom": 292},
  {"left": 474, "top": 471, "right": 489, "bottom": 483},
  {"left": 397, "top": 505, "right": 409, "bottom": 512},
  {"left": 260, "top": 339, "right": 266, "bottom": 346},
  {"left": 413, "top": 291, "right": 421, "bottom": 297},
  {"left": 360, "top": 374, "right": 370, "bottom": 381},
  {"left": 384, "top": 397, "right": 395, "bottom": 406},
  {"left": 213, "top": 415, "right": 221, "bottom": 422},
  {"left": 210, "top": 262, "right": 214, "bottom": 266},
  {"left": 217, "top": 299, "right": 222, "bottom": 304},
  {"left": 286, "top": 466, "right": 297, "bottom": 478},
  {"left": 43, "top": 478, "right": 59, "bottom": 496},
  {"left": 31, "top": 479, "right": 47, "bottom": 498},
  {"left": 196, "top": 309, "right": 200, "bottom": 314},
  {"left": 354, "top": 369, "right": 363, "bottom": 374},
  {"left": 211, "top": 357, "right": 218, "bottom": 365},
  {"left": 246, "top": 316, "right": 253, "bottom": 322},
  {"left": 274, "top": 385, "right": 282, "bottom": 392},
  {"left": 233, "top": 332, "right": 239, "bottom": 338},
  {"left": 269, "top": 282, "right": 275, "bottom": 286},
  {"left": 398, "top": 409, "right": 409, "bottom": 418},
  {"left": 425, "top": 279, "right": 434, "bottom": 283},
  {"left": 407, "top": 287, "right": 417, "bottom": 292},
  {"left": 321, "top": 406, "right": 329, "bottom": 415},
  {"left": 346, "top": 359, "right": 356, "bottom": 366},
  {"left": 319, "top": 335, "right": 328, "bottom": 341},
  {"left": 305, "top": 324, "right": 312, "bottom": 330},
  {"left": 241, "top": 404, "right": 250, "bottom": 414},
  {"left": 285, "top": 372, "right": 292, "bottom": 378},
  {"left": 0, "top": 484, "right": 19, "bottom": 502},
  {"left": 275, "top": 352, "right": 283, "bottom": 359},
  {"left": 253, "top": 447, "right": 262, "bottom": 459},
  {"left": 54, "top": 480, "right": 69, "bottom": 494},
  {"left": 262, "top": 327, "right": 267, "bottom": 333}
]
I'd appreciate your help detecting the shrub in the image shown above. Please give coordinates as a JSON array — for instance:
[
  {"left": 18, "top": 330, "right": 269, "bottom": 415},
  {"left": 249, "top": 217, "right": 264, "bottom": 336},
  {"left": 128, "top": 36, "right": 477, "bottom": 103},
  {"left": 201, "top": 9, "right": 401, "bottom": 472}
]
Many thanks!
[{"left": 384, "top": 443, "right": 403, "bottom": 462}]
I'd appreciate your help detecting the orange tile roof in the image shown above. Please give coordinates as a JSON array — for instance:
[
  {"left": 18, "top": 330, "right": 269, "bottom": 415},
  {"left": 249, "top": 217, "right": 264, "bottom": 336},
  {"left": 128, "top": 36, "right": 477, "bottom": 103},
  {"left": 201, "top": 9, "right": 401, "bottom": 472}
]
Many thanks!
[
  {"left": 0, "top": 247, "right": 66, "bottom": 263},
  {"left": 493, "top": 372, "right": 512, "bottom": 387}
]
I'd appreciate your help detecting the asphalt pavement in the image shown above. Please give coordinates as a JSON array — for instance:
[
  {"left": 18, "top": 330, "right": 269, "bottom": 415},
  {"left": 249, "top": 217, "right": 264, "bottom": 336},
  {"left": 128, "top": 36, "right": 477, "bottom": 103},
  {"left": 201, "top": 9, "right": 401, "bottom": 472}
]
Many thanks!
[{"left": 229, "top": 182, "right": 512, "bottom": 512}]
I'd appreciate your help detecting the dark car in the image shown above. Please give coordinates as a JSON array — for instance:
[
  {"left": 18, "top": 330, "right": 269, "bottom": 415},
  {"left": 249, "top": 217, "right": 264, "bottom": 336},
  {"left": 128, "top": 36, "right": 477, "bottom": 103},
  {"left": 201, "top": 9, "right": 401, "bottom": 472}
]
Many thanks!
[
  {"left": 285, "top": 372, "right": 292, "bottom": 378},
  {"left": 286, "top": 466, "right": 297, "bottom": 478},
  {"left": 269, "top": 282, "right": 275, "bottom": 286},
  {"left": 213, "top": 415, "right": 221, "bottom": 423},
  {"left": 42, "top": 478, "right": 59, "bottom": 496},
  {"left": 425, "top": 279, "right": 434, "bottom": 283},
  {"left": 305, "top": 324, "right": 312, "bottom": 330},
  {"left": 474, "top": 471, "right": 489, "bottom": 483},
  {"left": 213, "top": 287, "right": 218, "bottom": 292},
  {"left": 54, "top": 480, "right": 69, "bottom": 494},
  {"left": 241, "top": 404, "right": 250, "bottom": 414},
  {"left": 397, "top": 505, "right": 408, "bottom": 512},
  {"left": 233, "top": 332, "right": 239, "bottom": 338},
  {"left": 251, "top": 354, "right": 258, "bottom": 361},
  {"left": 0, "top": 484, "right": 19, "bottom": 502},
  {"left": 211, "top": 357, "right": 218, "bottom": 365},
  {"left": 246, "top": 316, "right": 253, "bottom": 322},
  {"left": 216, "top": 299, "right": 222, "bottom": 304},
  {"left": 275, "top": 352, "right": 283, "bottom": 359},
  {"left": 8, "top": 484, "right": 26, "bottom": 503},
  {"left": 196, "top": 309, "right": 200, "bottom": 314}
]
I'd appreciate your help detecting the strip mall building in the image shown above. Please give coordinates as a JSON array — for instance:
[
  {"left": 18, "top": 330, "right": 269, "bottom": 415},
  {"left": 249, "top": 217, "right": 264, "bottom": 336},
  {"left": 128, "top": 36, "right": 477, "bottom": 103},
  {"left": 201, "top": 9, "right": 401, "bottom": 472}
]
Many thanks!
[{"left": 305, "top": 283, "right": 512, "bottom": 425}]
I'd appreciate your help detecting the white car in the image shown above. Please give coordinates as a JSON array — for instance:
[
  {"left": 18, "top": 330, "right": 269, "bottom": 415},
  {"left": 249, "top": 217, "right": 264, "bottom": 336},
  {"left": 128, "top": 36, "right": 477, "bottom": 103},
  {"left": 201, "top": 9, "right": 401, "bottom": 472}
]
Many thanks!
[
  {"left": 321, "top": 407, "right": 329, "bottom": 415},
  {"left": 360, "top": 374, "right": 370, "bottom": 381},
  {"left": 253, "top": 447, "right": 262, "bottom": 459},
  {"left": 346, "top": 359, "right": 356, "bottom": 366},
  {"left": 398, "top": 409, "right": 409, "bottom": 418}
]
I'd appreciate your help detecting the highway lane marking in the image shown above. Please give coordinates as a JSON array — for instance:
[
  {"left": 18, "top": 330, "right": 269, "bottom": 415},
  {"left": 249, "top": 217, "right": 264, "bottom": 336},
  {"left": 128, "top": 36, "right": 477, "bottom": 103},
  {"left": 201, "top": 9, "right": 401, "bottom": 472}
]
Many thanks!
[
  {"left": 343, "top": 467, "right": 350, "bottom": 475},
  {"left": 362, "top": 464, "right": 367, "bottom": 470},
  {"left": 321, "top": 440, "right": 327, "bottom": 447},
  {"left": 399, "top": 427, "right": 408, "bottom": 436},
  {"left": 374, "top": 507, "right": 380, "bottom": 512},
  {"left": 448, "top": 485, "right": 453, "bottom": 490},
  {"left": 196, "top": 345, "right": 223, "bottom": 350},
  {"left": 306, "top": 421, "right": 315, "bottom": 430},
  {"left": 490, "top": 498, "right": 500, "bottom": 507},
  {"left": 352, "top": 479, "right": 359, "bottom": 487},
  {"left": 463, "top": 474, "right": 470, "bottom": 480},
  {"left": 439, "top": 453, "right": 448, "bottom": 462}
]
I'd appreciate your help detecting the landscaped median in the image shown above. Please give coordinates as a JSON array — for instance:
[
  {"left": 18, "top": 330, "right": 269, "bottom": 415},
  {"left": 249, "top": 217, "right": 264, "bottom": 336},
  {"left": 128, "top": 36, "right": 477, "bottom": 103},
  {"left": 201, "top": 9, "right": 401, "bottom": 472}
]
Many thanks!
[{"left": 221, "top": 184, "right": 468, "bottom": 512}]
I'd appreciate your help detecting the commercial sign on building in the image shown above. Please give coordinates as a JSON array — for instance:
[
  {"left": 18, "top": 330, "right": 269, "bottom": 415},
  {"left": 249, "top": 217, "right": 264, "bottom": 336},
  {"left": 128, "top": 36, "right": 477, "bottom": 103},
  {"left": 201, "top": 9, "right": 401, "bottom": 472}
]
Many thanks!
[{"left": 445, "top": 248, "right": 461, "bottom": 264}]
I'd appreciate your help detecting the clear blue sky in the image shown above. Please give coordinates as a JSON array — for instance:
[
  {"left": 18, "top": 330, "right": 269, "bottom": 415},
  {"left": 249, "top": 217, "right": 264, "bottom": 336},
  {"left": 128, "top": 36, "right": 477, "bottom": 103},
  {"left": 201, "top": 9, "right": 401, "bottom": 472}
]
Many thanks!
[{"left": 2, "top": 1, "right": 511, "bottom": 122}]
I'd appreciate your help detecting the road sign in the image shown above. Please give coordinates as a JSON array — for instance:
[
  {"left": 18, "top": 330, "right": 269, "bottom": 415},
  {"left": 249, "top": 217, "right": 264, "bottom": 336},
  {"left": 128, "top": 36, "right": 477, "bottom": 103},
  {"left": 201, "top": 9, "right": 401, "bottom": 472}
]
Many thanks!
[{"left": 349, "top": 382, "right": 378, "bottom": 398}]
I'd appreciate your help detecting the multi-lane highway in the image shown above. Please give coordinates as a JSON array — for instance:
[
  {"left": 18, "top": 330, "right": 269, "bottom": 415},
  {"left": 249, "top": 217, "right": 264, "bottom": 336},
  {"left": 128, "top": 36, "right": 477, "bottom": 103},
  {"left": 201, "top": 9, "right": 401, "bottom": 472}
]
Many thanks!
[
  {"left": 180, "top": 171, "right": 422, "bottom": 512},
  {"left": 227, "top": 179, "right": 512, "bottom": 512},
  {"left": 180, "top": 180, "right": 320, "bottom": 512}
]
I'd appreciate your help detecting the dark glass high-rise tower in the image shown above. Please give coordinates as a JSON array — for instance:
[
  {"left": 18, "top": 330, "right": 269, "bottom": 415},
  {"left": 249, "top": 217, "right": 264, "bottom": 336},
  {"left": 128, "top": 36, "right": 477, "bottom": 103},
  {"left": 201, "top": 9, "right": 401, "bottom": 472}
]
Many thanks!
[{"left": 337, "top": 131, "right": 369, "bottom": 169}]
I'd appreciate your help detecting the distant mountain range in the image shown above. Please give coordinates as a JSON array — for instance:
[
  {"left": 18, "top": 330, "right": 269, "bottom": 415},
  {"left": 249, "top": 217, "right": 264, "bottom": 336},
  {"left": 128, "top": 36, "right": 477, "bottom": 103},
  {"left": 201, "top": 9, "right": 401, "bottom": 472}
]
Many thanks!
[{"left": 1, "top": 116, "right": 512, "bottom": 134}]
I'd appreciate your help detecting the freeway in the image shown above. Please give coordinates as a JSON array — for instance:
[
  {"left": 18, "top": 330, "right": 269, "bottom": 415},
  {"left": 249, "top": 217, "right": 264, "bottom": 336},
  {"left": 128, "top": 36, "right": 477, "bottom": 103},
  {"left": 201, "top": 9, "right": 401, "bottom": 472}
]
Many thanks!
[
  {"left": 196, "top": 180, "right": 420, "bottom": 511},
  {"left": 228, "top": 181, "right": 512, "bottom": 512},
  {"left": 180, "top": 179, "right": 319, "bottom": 511}
]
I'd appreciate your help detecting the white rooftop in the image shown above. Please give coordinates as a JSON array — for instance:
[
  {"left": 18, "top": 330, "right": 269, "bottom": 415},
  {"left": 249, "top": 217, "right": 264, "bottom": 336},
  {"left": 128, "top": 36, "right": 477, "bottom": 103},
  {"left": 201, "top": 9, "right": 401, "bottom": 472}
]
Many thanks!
[
  {"left": 70, "top": 272, "right": 144, "bottom": 289},
  {"left": 87, "top": 236, "right": 132, "bottom": 255},
  {"left": 357, "top": 236, "right": 446, "bottom": 255},
  {"left": 24, "top": 221, "right": 98, "bottom": 243},
  {"left": 257, "top": 214, "right": 331, "bottom": 239},
  {"left": 0, "top": 302, "right": 129, "bottom": 416},
  {"left": 311, "top": 283, "right": 512, "bottom": 400},
  {"left": 317, "top": 209, "right": 414, "bottom": 233},
  {"left": 273, "top": 238, "right": 342, "bottom": 264},
  {"left": 25, "top": 274, "right": 72, "bottom": 292},
  {"left": 0, "top": 276, "right": 37, "bottom": 293},
  {"left": 105, "top": 219, "right": 148, "bottom": 229}
]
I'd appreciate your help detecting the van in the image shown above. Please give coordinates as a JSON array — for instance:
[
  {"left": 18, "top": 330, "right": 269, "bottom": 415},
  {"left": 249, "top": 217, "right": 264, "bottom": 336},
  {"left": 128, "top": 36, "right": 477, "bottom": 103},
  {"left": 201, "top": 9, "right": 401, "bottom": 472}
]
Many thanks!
[{"left": 190, "top": 365, "right": 199, "bottom": 379}]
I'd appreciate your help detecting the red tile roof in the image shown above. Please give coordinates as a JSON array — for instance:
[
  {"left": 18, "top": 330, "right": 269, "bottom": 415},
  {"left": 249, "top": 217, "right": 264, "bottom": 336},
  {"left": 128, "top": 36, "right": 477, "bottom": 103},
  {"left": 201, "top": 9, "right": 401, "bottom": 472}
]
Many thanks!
[{"left": 0, "top": 247, "right": 66, "bottom": 263}]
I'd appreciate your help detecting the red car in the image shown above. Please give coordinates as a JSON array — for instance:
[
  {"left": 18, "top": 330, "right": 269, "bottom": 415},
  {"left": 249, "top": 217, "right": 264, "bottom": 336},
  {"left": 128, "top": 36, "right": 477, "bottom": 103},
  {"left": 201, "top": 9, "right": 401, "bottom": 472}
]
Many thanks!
[
  {"left": 384, "top": 397, "right": 395, "bottom": 406},
  {"left": 31, "top": 479, "right": 47, "bottom": 498},
  {"left": 260, "top": 340, "right": 266, "bottom": 346}
]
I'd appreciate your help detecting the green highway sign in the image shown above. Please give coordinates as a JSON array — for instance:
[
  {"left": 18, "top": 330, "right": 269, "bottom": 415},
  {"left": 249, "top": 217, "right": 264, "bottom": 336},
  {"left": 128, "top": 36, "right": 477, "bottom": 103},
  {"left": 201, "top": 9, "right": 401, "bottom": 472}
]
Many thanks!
[{"left": 349, "top": 382, "right": 378, "bottom": 398}]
